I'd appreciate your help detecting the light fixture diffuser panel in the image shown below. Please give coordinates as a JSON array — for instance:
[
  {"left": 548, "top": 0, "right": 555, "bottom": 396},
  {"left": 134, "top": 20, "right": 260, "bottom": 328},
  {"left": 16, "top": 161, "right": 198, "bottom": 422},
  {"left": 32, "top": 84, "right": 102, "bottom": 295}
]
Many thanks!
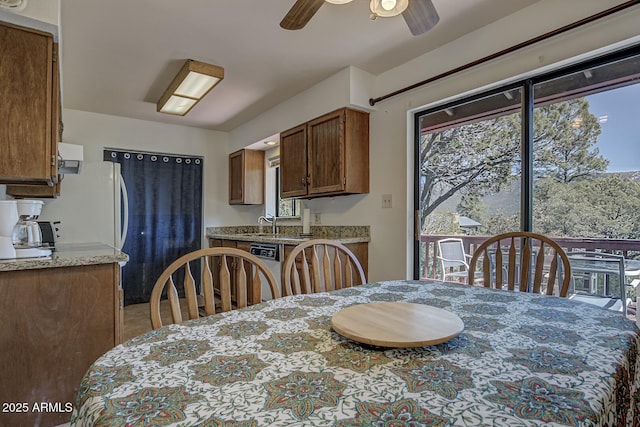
[
  {"left": 175, "top": 72, "right": 221, "bottom": 99},
  {"left": 157, "top": 59, "right": 224, "bottom": 115},
  {"left": 159, "top": 95, "right": 197, "bottom": 116}
]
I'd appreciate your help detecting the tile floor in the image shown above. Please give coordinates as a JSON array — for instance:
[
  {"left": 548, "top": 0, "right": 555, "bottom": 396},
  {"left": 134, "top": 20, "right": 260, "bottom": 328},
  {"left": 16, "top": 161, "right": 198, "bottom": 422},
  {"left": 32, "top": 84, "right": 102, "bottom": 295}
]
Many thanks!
[{"left": 123, "top": 302, "right": 155, "bottom": 341}]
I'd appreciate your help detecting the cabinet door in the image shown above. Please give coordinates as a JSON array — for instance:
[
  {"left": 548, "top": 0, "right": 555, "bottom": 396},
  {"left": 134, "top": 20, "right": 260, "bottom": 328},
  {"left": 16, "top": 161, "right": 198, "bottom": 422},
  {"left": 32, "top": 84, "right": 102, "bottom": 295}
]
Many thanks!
[
  {"left": 229, "top": 150, "right": 244, "bottom": 204},
  {"left": 280, "top": 124, "right": 308, "bottom": 198},
  {"left": 229, "top": 149, "right": 264, "bottom": 205},
  {"left": 307, "top": 109, "right": 345, "bottom": 195},
  {"left": 0, "top": 23, "right": 55, "bottom": 184},
  {"left": 0, "top": 263, "right": 120, "bottom": 427}
]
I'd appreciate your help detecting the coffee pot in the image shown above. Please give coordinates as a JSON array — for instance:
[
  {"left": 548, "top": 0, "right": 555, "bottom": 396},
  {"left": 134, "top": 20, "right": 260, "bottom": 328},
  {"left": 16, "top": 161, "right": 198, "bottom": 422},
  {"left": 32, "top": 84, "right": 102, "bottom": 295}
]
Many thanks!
[
  {"left": 0, "top": 199, "right": 51, "bottom": 259},
  {"left": 12, "top": 200, "right": 44, "bottom": 248}
]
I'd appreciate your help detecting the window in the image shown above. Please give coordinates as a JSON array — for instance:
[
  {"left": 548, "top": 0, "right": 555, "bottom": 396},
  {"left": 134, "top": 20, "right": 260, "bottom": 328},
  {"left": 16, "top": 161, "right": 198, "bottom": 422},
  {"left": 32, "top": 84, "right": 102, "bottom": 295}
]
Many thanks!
[
  {"left": 275, "top": 166, "right": 300, "bottom": 217},
  {"left": 415, "top": 45, "right": 640, "bottom": 279}
]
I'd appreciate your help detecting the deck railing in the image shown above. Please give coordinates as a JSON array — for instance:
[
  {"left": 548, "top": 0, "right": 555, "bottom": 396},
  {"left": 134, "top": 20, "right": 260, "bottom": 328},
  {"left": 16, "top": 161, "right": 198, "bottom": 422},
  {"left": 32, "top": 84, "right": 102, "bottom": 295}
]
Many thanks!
[{"left": 420, "top": 234, "right": 640, "bottom": 280}]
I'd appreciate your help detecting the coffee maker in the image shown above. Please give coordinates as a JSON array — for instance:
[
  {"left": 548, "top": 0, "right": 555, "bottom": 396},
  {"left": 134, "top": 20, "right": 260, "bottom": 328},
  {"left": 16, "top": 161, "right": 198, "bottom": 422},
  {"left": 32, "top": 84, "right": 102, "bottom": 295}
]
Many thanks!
[{"left": 0, "top": 199, "right": 52, "bottom": 259}]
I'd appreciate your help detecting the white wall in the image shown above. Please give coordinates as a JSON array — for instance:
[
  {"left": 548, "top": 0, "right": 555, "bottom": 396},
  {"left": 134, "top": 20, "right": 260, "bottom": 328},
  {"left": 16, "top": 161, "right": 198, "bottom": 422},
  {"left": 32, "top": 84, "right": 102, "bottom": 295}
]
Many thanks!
[
  {"left": 40, "top": 109, "right": 245, "bottom": 244},
  {"left": 228, "top": 0, "right": 640, "bottom": 282}
]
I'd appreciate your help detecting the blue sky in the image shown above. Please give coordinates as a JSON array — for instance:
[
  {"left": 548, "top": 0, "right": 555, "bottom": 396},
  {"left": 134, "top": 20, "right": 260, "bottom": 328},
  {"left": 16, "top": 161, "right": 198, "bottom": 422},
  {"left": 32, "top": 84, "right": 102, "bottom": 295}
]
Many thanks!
[{"left": 587, "top": 84, "right": 640, "bottom": 172}]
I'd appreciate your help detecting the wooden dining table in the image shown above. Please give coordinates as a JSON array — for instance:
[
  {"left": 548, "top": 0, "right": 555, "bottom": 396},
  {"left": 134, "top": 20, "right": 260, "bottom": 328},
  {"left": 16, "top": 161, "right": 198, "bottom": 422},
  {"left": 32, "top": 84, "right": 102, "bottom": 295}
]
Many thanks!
[{"left": 71, "top": 280, "right": 639, "bottom": 426}]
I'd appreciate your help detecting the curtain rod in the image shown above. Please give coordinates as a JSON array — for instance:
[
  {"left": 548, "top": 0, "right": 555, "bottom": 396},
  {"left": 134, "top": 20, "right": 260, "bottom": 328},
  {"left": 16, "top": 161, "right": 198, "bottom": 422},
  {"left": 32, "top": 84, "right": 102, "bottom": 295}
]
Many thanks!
[{"left": 369, "top": 0, "right": 640, "bottom": 106}]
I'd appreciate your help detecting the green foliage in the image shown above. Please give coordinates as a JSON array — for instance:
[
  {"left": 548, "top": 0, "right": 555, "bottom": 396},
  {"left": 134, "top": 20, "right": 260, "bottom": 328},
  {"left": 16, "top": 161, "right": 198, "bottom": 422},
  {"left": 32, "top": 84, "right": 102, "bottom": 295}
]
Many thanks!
[
  {"left": 533, "top": 98, "right": 608, "bottom": 182},
  {"left": 419, "top": 112, "right": 520, "bottom": 223},
  {"left": 534, "top": 175, "right": 640, "bottom": 239},
  {"left": 419, "top": 97, "right": 633, "bottom": 241},
  {"left": 421, "top": 212, "right": 461, "bottom": 234}
]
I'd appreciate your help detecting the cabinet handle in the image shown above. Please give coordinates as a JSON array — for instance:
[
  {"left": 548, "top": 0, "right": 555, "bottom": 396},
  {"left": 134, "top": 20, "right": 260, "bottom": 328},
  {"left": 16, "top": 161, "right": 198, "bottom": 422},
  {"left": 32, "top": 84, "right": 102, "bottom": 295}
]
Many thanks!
[{"left": 301, "top": 177, "right": 306, "bottom": 185}]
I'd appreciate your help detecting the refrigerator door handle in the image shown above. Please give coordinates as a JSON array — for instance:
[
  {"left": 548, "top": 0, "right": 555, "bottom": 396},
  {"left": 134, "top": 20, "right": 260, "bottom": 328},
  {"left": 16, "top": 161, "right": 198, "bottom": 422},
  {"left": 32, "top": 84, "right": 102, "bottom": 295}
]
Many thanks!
[{"left": 119, "top": 174, "right": 129, "bottom": 249}]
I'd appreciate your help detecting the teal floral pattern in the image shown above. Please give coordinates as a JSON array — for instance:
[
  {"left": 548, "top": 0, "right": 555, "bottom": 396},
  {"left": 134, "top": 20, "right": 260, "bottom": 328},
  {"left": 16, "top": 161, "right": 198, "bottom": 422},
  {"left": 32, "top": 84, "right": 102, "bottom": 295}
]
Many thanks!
[
  {"left": 122, "top": 328, "right": 176, "bottom": 347},
  {"left": 263, "top": 371, "right": 346, "bottom": 420},
  {"left": 97, "top": 386, "right": 201, "bottom": 426},
  {"left": 216, "top": 320, "right": 270, "bottom": 339},
  {"left": 524, "top": 308, "right": 581, "bottom": 323},
  {"left": 144, "top": 339, "right": 211, "bottom": 366},
  {"left": 409, "top": 296, "right": 452, "bottom": 309},
  {"left": 75, "top": 364, "right": 135, "bottom": 408},
  {"left": 518, "top": 324, "right": 583, "bottom": 346},
  {"left": 306, "top": 314, "right": 332, "bottom": 330},
  {"left": 190, "top": 354, "right": 267, "bottom": 386},
  {"left": 263, "top": 307, "right": 309, "bottom": 321},
  {"left": 298, "top": 296, "right": 338, "bottom": 307},
  {"left": 71, "top": 280, "right": 640, "bottom": 427},
  {"left": 258, "top": 332, "right": 320, "bottom": 354},
  {"left": 485, "top": 377, "right": 596, "bottom": 426},
  {"left": 460, "top": 316, "right": 505, "bottom": 332},
  {"left": 462, "top": 302, "right": 510, "bottom": 316},
  {"left": 321, "top": 341, "right": 393, "bottom": 373},
  {"left": 392, "top": 358, "right": 473, "bottom": 399},
  {"left": 505, "top": 347, "right": 590, "bottom": 375},
  {"left": 436, "top": 334, "right": 493, "bottom": 358},
  {"left": 335, "top": 398, "right": 449, "bottom": 427},
  {"left": 199, "top": 418, "right": 257, "bottom": 427}
]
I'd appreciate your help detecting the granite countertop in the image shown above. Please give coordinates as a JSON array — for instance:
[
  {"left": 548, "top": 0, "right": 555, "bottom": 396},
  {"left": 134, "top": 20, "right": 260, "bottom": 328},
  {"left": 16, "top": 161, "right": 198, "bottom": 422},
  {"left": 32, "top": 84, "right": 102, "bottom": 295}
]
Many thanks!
[
  {"left": 206, "top": 225, "right": 370, "bottom": 245},
  {"left": 0, "top": 242, "right": 129, "bottom": 272}
]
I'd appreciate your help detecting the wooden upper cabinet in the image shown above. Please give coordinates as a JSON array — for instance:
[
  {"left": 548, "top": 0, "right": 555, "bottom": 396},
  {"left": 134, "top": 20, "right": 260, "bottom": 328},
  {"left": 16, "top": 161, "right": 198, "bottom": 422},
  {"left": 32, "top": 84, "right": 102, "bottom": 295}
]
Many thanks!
[
  {"left": 229, "top": 149, "right": 265, "bottom": 205},
  {"left": 280, "top": 124, "right": 308, "bottom": 198},
  {"left": 280, "top": 107, "right": 369, "bottom": 199},
  {"left": 0, "top": 22, "right": 58, "bottom": 185}
]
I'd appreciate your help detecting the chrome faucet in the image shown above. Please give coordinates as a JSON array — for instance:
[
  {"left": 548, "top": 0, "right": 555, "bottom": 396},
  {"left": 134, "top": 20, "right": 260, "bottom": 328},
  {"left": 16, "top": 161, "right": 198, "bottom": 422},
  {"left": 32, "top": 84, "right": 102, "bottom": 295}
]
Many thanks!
[{"left": 257, "top": 214, "right": 277, "bottom": 234}]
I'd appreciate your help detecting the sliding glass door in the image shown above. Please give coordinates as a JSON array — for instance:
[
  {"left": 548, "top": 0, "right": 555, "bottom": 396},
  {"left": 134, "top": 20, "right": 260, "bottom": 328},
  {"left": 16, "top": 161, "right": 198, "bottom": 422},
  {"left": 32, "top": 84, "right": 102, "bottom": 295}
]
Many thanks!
[{"left": 414, "top": 45, "right": 640, "bottom": 281}]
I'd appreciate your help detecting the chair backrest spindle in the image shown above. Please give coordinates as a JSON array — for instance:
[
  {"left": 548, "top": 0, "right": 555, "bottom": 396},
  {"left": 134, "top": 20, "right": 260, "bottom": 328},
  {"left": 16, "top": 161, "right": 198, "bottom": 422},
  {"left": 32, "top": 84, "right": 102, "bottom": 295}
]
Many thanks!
[
  {"left": 468, "top": 232, "right": 571, "bottom": 297},
  {"left": 150, "top": 247, "right": 279, "bottom": 329},
  {"left": 283, "top": 239, "right": 366, "bottom": 296}
]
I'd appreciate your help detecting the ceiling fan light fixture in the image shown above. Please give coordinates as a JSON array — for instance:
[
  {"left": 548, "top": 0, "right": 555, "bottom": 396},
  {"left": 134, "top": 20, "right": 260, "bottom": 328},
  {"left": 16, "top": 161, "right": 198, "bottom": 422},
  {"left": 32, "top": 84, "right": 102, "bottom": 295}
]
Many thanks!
[
  {"left": 369, "top": 0, "right": 408, "bottom": 17},
  {"left": 325, "top": 0, "right": 353, "bottom": 4},
  {"left": 157, "top": 59, "right": 224, "bottom": 116}
]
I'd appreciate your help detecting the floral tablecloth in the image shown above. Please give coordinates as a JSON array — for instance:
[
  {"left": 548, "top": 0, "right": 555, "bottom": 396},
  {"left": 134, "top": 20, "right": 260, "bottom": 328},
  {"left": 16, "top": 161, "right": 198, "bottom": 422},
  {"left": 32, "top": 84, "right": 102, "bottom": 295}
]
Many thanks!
[{"left": 71, "top": 280, "right": 640, "bottom": 426}]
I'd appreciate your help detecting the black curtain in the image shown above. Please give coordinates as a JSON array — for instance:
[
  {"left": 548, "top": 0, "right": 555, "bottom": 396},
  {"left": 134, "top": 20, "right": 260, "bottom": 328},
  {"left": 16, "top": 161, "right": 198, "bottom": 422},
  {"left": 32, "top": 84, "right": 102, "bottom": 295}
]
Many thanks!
[{"left": 104, "top": 149, "right": 203, "bottom": 306}]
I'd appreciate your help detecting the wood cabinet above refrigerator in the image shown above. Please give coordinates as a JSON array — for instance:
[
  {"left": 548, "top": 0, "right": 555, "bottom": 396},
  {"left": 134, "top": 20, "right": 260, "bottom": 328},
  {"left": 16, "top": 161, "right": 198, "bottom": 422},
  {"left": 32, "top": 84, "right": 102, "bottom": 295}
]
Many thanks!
[
  {"left": 280, "top": 107, "right": 369, "bottom": 199},
  {"left": 0, "top": 21, "right": 59, "bottom": 186}
]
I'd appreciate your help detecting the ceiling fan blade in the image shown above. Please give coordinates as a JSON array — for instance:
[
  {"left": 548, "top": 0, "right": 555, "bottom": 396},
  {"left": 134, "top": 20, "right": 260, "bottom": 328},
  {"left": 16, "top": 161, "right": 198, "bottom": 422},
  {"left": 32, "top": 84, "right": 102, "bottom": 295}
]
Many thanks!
[
  {"left": 280, "top": 0, "right": 326, "bottom": 30},
  {"left": 402, "top": 0, "right": 440, "bottom": 36}
]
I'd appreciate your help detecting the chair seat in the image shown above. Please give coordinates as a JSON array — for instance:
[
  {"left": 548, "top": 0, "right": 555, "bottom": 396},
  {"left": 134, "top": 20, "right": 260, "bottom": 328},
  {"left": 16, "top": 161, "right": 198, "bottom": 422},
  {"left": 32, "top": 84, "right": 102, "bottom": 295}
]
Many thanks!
[{"left": 569, "top": 293, "right": 625, "bottom": 312}]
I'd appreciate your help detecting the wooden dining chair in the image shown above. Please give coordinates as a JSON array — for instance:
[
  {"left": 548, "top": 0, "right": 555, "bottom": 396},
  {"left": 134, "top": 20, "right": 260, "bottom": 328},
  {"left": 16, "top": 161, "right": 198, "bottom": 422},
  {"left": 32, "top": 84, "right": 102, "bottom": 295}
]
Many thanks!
[
  {"left": 282, "top": 239, "right": 366, "bottom": 296},
  {"left": 468, "top": 231, "right": 572, "bottom": 297},
  {"left": 150, "top": 247, "right": 279, "bottom": 329}
]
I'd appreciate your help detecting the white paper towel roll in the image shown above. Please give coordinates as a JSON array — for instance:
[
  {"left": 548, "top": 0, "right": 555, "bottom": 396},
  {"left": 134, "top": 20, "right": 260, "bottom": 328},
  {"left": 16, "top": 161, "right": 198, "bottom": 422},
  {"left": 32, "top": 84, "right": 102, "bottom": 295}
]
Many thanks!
[{"left": 302, "top": 208, "right": 311, "bottom": 234}]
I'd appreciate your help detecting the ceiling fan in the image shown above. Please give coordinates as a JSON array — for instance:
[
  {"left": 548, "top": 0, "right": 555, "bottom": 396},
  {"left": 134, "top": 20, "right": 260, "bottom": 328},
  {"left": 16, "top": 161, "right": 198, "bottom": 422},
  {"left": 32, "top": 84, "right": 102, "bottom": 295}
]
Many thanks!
[{"left": 280, "top": 0, "right": 440, "bottom": 36}]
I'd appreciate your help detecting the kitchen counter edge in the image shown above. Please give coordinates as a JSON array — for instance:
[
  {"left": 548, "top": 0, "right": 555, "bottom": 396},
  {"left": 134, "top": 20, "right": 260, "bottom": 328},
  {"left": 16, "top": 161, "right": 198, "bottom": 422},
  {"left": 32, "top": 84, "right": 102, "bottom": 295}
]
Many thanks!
[
  {"left": 0, "top": 243, "right": 129, "bottom": 272},
  {"left": 207, "top": 225, "right": 370, "bottom": 246}
]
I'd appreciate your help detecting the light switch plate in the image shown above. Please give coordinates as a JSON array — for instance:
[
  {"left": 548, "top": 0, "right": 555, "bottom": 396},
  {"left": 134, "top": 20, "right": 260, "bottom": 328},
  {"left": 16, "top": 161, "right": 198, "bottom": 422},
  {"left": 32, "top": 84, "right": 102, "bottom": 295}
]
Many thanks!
[
  {"left": 382, "top": 194, "right": 392, "bottom": 208},
  {"left": 314, "top": 212, "right": 321, "bottom": 224}
]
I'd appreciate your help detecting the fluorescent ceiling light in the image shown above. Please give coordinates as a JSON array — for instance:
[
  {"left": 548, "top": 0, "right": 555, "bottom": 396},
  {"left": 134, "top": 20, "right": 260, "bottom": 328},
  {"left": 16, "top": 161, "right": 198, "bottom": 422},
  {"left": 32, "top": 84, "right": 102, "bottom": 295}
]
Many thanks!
[{"left": 157, "top": 59, "right": 224, "bottom": 116}]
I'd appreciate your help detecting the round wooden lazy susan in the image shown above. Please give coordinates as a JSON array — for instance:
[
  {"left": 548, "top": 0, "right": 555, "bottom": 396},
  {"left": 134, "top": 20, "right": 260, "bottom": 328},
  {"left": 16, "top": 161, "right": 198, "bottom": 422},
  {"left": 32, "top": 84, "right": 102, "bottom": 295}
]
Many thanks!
[{"left": 331, "top": 302, "right": 464, "bottom": 348}]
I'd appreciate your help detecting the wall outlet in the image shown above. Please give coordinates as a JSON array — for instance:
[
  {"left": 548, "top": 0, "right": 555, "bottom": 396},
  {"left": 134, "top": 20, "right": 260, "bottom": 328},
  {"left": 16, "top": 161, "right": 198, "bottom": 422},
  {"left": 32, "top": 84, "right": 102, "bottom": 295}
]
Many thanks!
[
  {"left": 382, "top": 194, "right": 392, "bottom": 208},
  {"left": 314, "top": 212, "right": 321, "bottom": 224}
]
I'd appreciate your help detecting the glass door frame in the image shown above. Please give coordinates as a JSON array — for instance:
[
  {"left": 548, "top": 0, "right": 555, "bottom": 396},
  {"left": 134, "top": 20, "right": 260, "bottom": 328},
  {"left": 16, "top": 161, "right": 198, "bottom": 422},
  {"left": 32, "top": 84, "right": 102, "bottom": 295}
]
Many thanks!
[{"left": 413, "top": 44, "right": 640, "bottom": 280}]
